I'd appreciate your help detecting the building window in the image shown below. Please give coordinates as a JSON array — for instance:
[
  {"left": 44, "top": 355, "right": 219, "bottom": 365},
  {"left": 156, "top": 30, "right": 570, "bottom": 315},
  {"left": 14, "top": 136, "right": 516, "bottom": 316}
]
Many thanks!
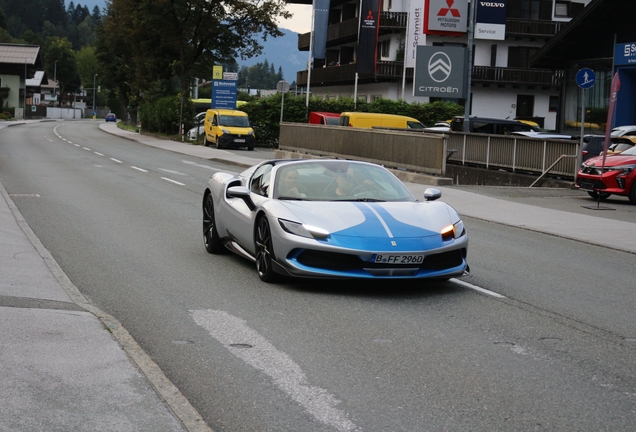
[
  {"left": 549, "top": 96, "right": 559, "bottom": 112},
  {"left": 521, "top": 0, "right": 540, "bottom": 19},
  {"left": 508, "top": 46, "right": 539, "bottom": 68},
  {"left": 554, "top": 1, "right": 569, "bottom": 17},
  {"left": 379, "top": 40, "right": 390, "bottom": 59}
]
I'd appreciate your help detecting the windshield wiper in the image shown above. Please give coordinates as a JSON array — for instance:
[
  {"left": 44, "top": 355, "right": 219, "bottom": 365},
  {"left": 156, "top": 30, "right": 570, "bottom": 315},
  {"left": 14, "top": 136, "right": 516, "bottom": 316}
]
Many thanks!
[{"left": 278, "top": 196, "right": 306, "bottom": 201}]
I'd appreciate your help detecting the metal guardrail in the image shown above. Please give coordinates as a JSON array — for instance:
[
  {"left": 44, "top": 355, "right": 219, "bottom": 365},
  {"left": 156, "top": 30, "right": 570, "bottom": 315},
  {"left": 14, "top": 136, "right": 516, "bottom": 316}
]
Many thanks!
[{"left": 445, "top": 132, "right": 579, "bottom": 178}]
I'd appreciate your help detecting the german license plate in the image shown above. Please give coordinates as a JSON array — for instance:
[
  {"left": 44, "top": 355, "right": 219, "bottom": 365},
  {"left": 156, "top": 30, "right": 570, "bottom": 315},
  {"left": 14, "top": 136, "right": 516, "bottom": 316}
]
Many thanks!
[
  {"left": 234, "top": 139, "right": 245, "bottom": 143},
  {"left": 370, "top": 254, "right": 424, "bottom": 264}
]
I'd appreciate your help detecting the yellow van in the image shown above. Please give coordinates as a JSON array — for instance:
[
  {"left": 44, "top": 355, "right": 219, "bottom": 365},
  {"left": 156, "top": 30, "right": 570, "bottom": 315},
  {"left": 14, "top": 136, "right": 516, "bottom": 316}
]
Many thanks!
[
  {"left": 338, "top": 112, "right": 426, "bottom": 129},
  {"left": 204, "top": 109, "right": 255, "bottom": 150}
]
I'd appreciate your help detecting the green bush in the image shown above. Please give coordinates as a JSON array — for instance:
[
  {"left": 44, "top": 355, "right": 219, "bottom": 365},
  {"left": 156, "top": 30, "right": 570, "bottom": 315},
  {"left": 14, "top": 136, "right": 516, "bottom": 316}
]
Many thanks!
[
  {"left": 139, "top": 94, "right": 195, "bottom": 136},
  {"left": 240, "top": 95, "right": 464, "bottom": 147}
]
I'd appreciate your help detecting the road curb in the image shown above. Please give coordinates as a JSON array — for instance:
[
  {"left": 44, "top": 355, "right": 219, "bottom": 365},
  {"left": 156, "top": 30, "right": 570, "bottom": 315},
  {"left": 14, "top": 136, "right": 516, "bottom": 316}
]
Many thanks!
[{"left": 0, "top": 180, "right": 213, "bottom": 432}]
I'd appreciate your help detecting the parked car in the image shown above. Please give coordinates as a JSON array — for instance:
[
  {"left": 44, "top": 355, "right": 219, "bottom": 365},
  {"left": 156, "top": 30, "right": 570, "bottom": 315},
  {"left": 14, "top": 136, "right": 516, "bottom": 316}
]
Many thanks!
[
  {"left": 450, "top": 116, "right": 541, "bottom": 135},
  {"left": 581, "top": 135, "right": 607, "bottom": 161},
  {"left": 308, "top": 112, "right": 340, "bottom": 125},
  {"left": 105, "top": 113, "right": 117, "bottom": 122},
  {"left": 511, "top": 131, "right": 577, "bottom": 139},
  {"left": 610, "top": 125, "right": 636, "bottom": 137},
  {"left": 576, "top": 145, "right": 636, "bottom": 203},
  {"left": 202, "top": 159, "right": 469, "bottom": 282},
  {"left": 203, "top": 109, "right": 255, "bottom": 150},
  {"left": 339, "top": 112, "right": 426, "bottom": 129},
  {"left": 187, "top": 125, "right": 205, "bottom": 140}
]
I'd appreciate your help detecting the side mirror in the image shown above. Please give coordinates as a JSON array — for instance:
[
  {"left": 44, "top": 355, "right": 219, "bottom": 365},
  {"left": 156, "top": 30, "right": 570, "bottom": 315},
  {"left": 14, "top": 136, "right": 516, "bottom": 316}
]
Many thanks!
[
  {"left": 423, "top": 188, "right": 442, "bottom": 201},
  {"left": 227, "top": 186, "right": 255, "bottom": 210}
]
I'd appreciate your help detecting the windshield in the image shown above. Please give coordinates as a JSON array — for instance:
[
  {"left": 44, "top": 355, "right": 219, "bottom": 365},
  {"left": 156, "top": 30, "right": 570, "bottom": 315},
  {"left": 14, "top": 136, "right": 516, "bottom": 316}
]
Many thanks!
[
  {"left": 219, "top": 115, "right": 250, "bottom": 127},
  {"left": 275, "top": 161, "right": 415, "bottom": 202},
  {"left": 325, "top": 117, "right": 340, "bottom": 125}
]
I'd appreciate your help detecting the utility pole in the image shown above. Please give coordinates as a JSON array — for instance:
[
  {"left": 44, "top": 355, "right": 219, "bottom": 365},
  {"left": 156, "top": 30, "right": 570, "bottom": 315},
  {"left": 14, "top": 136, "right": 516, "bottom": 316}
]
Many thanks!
[{"left": 93, "top": 73, "right": 98, "bottom": 119}]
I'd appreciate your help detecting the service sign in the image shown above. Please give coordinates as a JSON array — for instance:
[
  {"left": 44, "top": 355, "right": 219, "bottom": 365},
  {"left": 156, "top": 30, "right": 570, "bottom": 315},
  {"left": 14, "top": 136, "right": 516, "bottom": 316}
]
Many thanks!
[
  {"left": 614, "top": 42, "right": 636, "bottom": 66},
  {"left": 475, "top": 1, "right": 507, "bottom": 40},
  {"left": 212, "top": 80, "right": 237, "bottom": 109},
  {"left": 414, "top": 46, "right": 466, "bottom": 98},
  {"left": 425, "top": 0, "right": 468, "bottom": 34}
]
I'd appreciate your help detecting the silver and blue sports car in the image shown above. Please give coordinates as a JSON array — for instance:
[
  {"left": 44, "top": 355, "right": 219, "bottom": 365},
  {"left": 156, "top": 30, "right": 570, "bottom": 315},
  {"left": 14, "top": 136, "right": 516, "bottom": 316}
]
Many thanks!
[{"left": 202, "top": 159, "right": 469, "bottom": 282}]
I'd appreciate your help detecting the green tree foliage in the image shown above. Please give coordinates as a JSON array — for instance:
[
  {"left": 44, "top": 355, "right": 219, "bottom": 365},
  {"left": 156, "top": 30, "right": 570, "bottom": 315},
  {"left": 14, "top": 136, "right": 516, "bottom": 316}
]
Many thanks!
[
  {"left": 96, "top": 0, "right": 290, "bottom": 126},
  {"left": 44, "top": 36, "right": 81, "bottom": 105},
  {"left": 238, "top": 60, "right": 285, "bottom": 89},
  {"left": 241, "top": 95, "right": 463, "bottom": 147}
]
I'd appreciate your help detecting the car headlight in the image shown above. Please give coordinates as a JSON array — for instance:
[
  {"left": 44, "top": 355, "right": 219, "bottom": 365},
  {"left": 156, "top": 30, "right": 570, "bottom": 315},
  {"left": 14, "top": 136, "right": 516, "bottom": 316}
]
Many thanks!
[
  {"left": 248, "top": 130, "right": 254, "bottom": 136},
  {"left": 221, "top": 128, "right": 231, "bottom": 134},
  {"left": 278, "top": 219, "right": 330, "bottom": 239},
  {"left": 441, "top": 220, "right": 465, "bottom": 241},
  {"left": 607, "top": 164, "right": 636, "bottom": 174}
]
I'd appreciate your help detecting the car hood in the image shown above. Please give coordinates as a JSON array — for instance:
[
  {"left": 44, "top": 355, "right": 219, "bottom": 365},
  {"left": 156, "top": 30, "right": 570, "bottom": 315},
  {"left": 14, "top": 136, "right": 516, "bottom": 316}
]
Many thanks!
[
  {"left": 585, "top": 153, "right": 636, "bottom": 167},
  {"left": 278, "top": 200, "right": 457, "bottom": 251}
]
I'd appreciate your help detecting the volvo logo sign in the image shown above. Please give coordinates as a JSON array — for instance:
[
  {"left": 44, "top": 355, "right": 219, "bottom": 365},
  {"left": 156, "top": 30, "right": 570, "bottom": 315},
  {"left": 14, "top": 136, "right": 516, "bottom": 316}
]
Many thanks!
[
  {"left": 428, "top": 52, "right": 452, "bottom": 82},
  {"left": 414, "top": 46, "right": 466, "bottom": 98}
]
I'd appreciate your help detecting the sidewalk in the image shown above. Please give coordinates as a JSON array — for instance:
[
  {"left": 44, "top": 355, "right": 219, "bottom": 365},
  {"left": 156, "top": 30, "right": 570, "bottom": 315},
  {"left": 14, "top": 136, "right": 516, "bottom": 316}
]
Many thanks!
[{"left": 1, "top": 120, "right": 634, "bottom": 431}]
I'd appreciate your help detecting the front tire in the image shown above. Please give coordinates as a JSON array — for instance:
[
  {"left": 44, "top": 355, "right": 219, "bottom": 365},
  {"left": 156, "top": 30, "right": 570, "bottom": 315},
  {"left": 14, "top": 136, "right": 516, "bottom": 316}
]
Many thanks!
[
  {"left": 215, "top": 136, "right": 221, "bottom": 149},
  {"left": 255, "top": 216, "right": 278, "bottom": 282},
  {"left": 203, "top": 193, "right": 224, "bottom": 254},
  {"left": 587, "top": 191, "right": 611, "bottom": 201},
  {"left": 629, "top": 181, "right": 636, "bottom": 204}
]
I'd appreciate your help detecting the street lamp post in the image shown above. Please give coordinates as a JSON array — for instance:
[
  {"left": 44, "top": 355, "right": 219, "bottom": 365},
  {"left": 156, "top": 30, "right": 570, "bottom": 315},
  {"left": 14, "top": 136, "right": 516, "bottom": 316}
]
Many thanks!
[
  {"left": 93, "top": 73, "right": 98, "bottom": 119},
  {"left": 24, "top": 57, "right": 32, "bottom": 120}
]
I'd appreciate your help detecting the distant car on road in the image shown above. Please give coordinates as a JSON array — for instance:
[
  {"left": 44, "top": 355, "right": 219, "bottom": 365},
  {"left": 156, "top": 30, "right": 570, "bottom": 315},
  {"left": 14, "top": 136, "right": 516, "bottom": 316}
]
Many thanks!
[
  {"left": 202, "top": 159, "right": 469, "bottom": 282},
  {"left": 576, "top": 145, "right": 636, "bottom": 203},
  {"left": 105, "top": 113, "right": 117, "bottom": 122},
  {"left": 187, "top": 125, "right": 205, "bottom": 141},
  {"left": 610, "top": 125, "right": 636, "bottom": 137},
  {"left": 308, "top": 112, "right": 340, "bottom": 125}
]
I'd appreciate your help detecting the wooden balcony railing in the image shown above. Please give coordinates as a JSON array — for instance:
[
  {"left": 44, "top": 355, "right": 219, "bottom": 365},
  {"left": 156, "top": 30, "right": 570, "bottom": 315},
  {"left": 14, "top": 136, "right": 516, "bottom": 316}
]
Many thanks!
[
  {"left": 505, "top": 18, "right": 565, "bottom": 38},
  {"left": 297, "top": 64, "right": 561, "bottom": 88},
  {"left": 298, "top": 12, "right": 407, "bottom": 51},
  {"left": 472, "top": 66, "right": 563, "bottom": 87}
]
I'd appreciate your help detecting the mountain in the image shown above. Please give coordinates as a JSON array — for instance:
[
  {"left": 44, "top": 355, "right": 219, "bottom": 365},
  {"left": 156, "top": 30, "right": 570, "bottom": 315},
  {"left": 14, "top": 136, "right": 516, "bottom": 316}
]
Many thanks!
[{"left": 238, "top": 29, "right": 307, "bottom": 85}]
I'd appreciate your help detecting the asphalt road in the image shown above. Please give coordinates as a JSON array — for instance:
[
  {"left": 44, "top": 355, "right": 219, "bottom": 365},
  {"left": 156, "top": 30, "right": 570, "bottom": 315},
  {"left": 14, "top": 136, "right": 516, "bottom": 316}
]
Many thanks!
[{"left": 2, "top": 121, "right": 635, "bottom": 431}]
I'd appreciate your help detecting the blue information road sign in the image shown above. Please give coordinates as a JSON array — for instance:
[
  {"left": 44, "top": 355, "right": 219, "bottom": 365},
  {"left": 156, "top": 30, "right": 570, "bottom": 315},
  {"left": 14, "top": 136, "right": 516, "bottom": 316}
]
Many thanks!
[{"left": 576, "top": 68, "right": 596, "bottom": 89}]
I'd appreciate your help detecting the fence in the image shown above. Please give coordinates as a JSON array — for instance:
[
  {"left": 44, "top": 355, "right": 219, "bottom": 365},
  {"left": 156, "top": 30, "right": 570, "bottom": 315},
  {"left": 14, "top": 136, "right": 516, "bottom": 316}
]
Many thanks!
[{"left": 278, "top": 124, "right": 580, "bottom": 182}]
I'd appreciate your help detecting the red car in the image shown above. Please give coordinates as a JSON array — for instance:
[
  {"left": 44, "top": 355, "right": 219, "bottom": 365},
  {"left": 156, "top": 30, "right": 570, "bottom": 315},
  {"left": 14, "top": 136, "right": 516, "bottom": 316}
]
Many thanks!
[{"left": 576, "top": 145, "right": 636, "bottom": 203}]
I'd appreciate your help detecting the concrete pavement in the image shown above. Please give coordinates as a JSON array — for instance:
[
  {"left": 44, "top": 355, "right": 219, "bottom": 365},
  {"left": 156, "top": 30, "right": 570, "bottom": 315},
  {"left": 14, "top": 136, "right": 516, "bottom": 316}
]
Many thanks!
[{"left": 0, "top": 119, "right": 634, "bottom": 431}]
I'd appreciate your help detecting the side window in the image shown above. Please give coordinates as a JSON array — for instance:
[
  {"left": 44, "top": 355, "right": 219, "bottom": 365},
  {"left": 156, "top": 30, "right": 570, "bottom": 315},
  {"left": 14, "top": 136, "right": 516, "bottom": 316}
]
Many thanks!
[
  {"left": 212, "top": 115, "right": 218, "bottom": 126},
  {"left": 250, "top": 164, "right": 273, "bottom": 197}
]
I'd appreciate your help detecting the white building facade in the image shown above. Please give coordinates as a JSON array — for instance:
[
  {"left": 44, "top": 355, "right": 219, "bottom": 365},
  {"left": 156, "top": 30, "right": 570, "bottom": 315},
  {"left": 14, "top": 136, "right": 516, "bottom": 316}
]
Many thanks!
[{"left": 293, "top": 0, "right": 593, "bottom": 131}]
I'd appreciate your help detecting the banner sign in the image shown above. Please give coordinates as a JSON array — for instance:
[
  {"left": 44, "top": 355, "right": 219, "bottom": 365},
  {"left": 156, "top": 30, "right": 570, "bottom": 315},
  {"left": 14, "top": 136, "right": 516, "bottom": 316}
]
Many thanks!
[
  {"left": 212, "top": 66, "right": 223, "bottom": 80},
  {"left": 312, "top": 0, "right": 330, "bottom": 60},
  {"left": 356, "top": 0, "right": 381, "bottom": 76},
  {"left": 414, "top": 46, "right": 466, "bottom": 98},
  {"left": 424, "top": 0, "right": 468, "bottom": 35},
  {"left": 475, "top": 0, "right": 507, "bottom": 40},
  {"left": 405, "top": 1, "right": 426, "bottom": 68},
  {"left": 212, "top": 80, "right": 238, "bottom": 109},
  {"left": 614, "top": 42, "right": 636, "bottom": 66},
  {"left": 600, "top": 72, "right": 621, "bottom": 169}
]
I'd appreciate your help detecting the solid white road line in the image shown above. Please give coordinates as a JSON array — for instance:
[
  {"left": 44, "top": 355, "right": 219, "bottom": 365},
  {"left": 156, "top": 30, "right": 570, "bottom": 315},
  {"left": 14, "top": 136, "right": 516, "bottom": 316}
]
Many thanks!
[
  {"left": 190, "top": 310, "right": 357, "bottom": 432},
  {"left": 451, "top": 278, "right": 506, "bottom": 299}
]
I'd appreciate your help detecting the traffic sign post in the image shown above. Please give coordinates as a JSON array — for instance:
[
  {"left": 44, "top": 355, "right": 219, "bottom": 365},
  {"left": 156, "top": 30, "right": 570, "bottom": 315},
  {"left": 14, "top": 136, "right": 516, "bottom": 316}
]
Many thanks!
[{"left": 575, "top": 68, "right": 596, "bottom": 181}]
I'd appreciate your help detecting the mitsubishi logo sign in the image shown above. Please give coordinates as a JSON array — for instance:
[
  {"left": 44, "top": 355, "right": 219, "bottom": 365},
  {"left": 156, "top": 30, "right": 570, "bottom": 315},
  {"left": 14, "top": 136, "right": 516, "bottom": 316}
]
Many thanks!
[
  {"left": 425, "top": 0, "right": 468, "bottom": 34},
  {"left": 414, "top": 46, "right": 466, "bottom": 98},
  {"left": 438, "top": 0, "right": 461, "bottom": 17},
  {"left": 428, "top": 52, "right": 452, "bottom": 82}
]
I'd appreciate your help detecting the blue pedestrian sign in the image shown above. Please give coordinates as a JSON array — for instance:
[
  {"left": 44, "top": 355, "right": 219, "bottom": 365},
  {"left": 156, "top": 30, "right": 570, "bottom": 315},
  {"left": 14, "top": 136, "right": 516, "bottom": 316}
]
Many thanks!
[{"left": 576, "top": 68, "right": 596, "bottom": 89}]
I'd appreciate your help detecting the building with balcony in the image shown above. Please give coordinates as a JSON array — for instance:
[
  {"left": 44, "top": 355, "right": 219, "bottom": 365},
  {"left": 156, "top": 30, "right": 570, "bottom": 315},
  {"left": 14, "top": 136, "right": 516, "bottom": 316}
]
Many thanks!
[{"left": 290, "top": 0, "right": 593, "bottom": 130}]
